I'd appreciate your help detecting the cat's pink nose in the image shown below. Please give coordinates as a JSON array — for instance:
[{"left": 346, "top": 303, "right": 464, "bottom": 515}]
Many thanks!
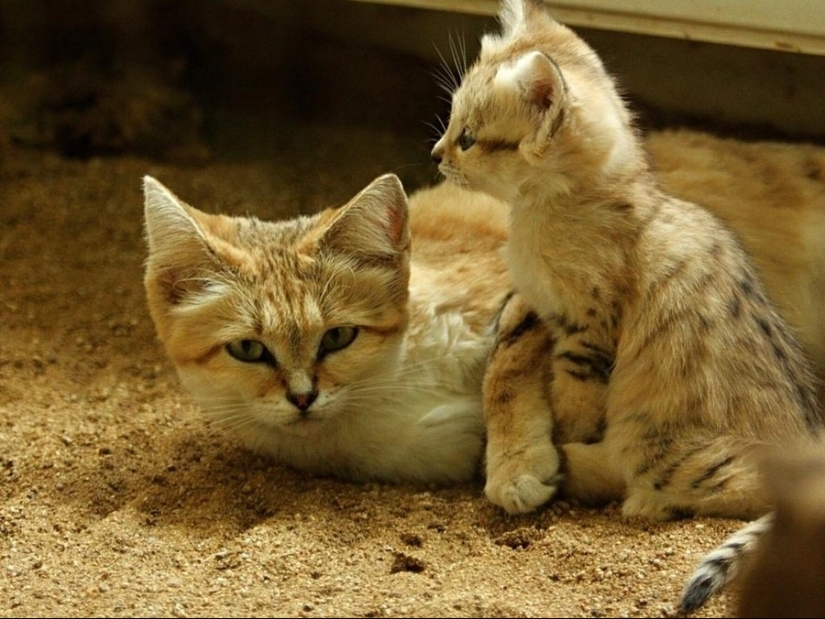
[{"left": 287, "top": 390, "right": 318, "bottom": 413}]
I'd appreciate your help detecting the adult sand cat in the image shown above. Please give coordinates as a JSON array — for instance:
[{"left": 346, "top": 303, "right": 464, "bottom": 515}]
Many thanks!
[
  {"left": 432, "top": 0, "right": 822, "bottom": 527},
  {"left": 143, "top": 173, "right": 513, "bottom": 485}
]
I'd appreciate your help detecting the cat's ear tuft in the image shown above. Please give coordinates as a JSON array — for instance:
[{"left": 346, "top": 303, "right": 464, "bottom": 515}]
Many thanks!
[
  {"left": 319, "top": 174, "right": 410, "bottom": 261},
  {"left": 361, "top": 173, "right": 409, "bottom": 249},
  {"left": 143, "top": 175, "right": 207, "bottom": 253},
  {"left": 142, "top": 176, "right": 224, "bottom": 306},
  {"left": 498, "top": 0, "right": 553, "bottom": 37}
]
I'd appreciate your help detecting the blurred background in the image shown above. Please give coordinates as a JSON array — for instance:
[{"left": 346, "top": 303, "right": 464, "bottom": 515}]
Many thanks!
[{"left": 1, "top": 0, "right": 824, "bottom": 193}]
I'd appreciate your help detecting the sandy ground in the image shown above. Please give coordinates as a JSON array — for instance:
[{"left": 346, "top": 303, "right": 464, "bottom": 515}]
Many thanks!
[{"left": 0, "top": 123, "right": 778, "bottom": 618}]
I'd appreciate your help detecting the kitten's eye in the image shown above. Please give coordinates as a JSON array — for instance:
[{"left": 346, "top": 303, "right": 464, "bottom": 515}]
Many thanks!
[
  {"left": 458, "top": 129, "right": 476, "bottom": 151},
  {"left": 319, "top": 326, "right": 358, "bottom": 356},
  {"left": 226, "top": 339, "right": 269, "bottom": 363}
]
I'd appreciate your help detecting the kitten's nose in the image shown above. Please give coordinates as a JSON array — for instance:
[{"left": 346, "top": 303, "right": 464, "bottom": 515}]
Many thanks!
[
  {"left": 431, "top": 145, "right": 443, "bottom": 165},
  {"left": 287, "top": 390, "right": 318, "bottom": 413}
]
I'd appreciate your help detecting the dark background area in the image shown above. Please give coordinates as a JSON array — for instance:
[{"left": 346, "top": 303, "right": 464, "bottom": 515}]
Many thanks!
[{"left": 2, "top": 0, "right": 824, "bottom": 194}]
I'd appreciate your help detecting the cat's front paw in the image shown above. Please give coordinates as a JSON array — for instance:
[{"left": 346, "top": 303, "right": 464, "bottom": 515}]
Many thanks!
[{"left": 484, "top": 444, "right": 561, "bottom": 515}]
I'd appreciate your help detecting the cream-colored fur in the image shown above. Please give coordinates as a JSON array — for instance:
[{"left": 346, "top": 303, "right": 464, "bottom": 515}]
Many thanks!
[{"left": 143, "top": 174, "right": 513, "bottom": 485}]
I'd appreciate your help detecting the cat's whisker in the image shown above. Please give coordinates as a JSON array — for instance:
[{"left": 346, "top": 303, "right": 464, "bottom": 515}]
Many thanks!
[
  {"left": 199, "top": 403, "right": 253, "bottom": 414},
  {"left": 345, "top": 351, "right": 473, "bottom": 384},
  {"left": 435, "top": 114, "right": 447, "bottom": 133},
  {"left": 345, "top": 380, "right": 475, "bottom": 400},
  {"left": 431, "top": 72, "right": 455, "bottom": 96},
  {"left": 432, "top": 42, "right": 461, "bottom": 95},
  {"left": 212, "top": 417, "right": 263, "bottom": 436},
  {"left": 430, "top": 67, "right": 455, "bottom": 96},
  {"left": 430, "top": 53, "right": 454, "bottom": 85},
  {"left": 458, "top": 32, "right": 470, "bottom": 79},
  {"left": 388, "top": 161, "right": 426, "bottom": 175},
  {"left": 448, "top": 31, "right": 467, "bottom": 85},
  {"left": 420, "top": 119, "right": 444, "bottom": 142},
  {"left": 421, "top": 116, "right": 449, "bottom": 154}
]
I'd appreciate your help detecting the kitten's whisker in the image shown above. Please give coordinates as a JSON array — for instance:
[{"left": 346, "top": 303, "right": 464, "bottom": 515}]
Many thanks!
[
  {"left": 421, "top": 119, "right": 440, "bottom": 136},
  {"left": 421, "top": 120, "right": 447, "bottom": 145},
  {"left": 448, "top": 32, "right": 466, "bottom": 85},
  {"left": 436, "top": 95, "right": 453, "bottom": 107},
  {"left": 344, "top": 352, "right": 471, "bottom": 387},
  {"left": 435, "top": 114, "right": 447, "bottom": 132},
  {"left": 389, "top": 161, "right": 426, "bottom": 175},
  {"left": 432, "top": 43, "right": 460, "bottom": 94},
  {"left": 430, "top": 65, "right": 453, "bottom": 88},
  {"left": 458, "top": 32, "right": 468, "bottom": 79}
]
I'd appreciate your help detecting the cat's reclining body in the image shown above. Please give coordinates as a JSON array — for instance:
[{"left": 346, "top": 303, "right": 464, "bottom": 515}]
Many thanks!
[{"left": 143, "top": 174, "right": 512, "bottom": 485}]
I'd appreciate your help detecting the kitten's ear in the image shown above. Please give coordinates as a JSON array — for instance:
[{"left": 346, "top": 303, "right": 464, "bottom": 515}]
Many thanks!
[
  {"left": 317, "top": 174, "right": 410, "bottom": 265},
  {"left": 504, "top": 51, "right": 568, "bottom": 159},
  {"left": 143, "top": 175, "right": 229, "bottom": 306}
]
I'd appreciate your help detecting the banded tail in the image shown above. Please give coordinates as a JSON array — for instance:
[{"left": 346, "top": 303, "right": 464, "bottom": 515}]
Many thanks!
[{"left": 679, "top": 512, "right": 774, "bottom": 613}]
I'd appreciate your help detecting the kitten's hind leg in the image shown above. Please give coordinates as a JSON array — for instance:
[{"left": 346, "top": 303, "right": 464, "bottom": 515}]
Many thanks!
[
  {"left": 559, "top": 441, "right": 625, "bottom": 505},
  {"left": 622, "top": 436, "right": 769, "bottom": 521},
  {"left": 483, "top": 293, "right": 561, "bottom": 514}
]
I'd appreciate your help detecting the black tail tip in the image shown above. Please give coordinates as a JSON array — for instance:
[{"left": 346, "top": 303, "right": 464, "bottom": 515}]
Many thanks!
[{"left": 679, "top": 581, "right": 714, "bottom": 615}]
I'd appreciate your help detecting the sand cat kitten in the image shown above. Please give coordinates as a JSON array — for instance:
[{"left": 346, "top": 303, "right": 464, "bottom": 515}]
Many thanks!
[
  {"left": 143, "top": 173, "right": 513, "bottom": 484},
  {"left": 432, "top": 0, "right": 822, "bottom": 523}
]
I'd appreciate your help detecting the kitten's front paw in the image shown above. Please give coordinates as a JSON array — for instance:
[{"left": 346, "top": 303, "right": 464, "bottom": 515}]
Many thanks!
[{"left": 485, "top": 444, "right": 561, "bottom": 515}]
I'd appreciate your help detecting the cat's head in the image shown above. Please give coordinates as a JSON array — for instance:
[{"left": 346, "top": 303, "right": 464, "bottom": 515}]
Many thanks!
[
  {"left": 143, "top": 174, "right": 410, "bottom": 440},
  {"left": 432, "top": 0, "right": 638, "bottom": 202}
]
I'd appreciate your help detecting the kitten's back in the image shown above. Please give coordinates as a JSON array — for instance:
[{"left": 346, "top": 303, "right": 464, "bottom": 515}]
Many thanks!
[{"left": 649, "top": 129, "right": 825, "bottom": 375}]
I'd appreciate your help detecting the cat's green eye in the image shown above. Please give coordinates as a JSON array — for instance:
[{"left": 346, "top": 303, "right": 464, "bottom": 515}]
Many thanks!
[
  {"left": 226, "top": 339, "right": 270, "bottom": 363},
  {"left": 458, "top": 129, "right": 476, "bottom": 151},
  {"left": 319, "top": 326, "right": 358, "bottom": 356}
]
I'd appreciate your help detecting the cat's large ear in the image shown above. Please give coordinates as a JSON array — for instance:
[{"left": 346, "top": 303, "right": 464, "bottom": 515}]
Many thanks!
[
  {"left": 502, "top": 51, "right": 568, "bottom": 160},
  {"left": 316, "top": 174, "right": 410, "bottom": 267},
  {"left": 143, "top": 175, "right": 234, "bottom": 306}
]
